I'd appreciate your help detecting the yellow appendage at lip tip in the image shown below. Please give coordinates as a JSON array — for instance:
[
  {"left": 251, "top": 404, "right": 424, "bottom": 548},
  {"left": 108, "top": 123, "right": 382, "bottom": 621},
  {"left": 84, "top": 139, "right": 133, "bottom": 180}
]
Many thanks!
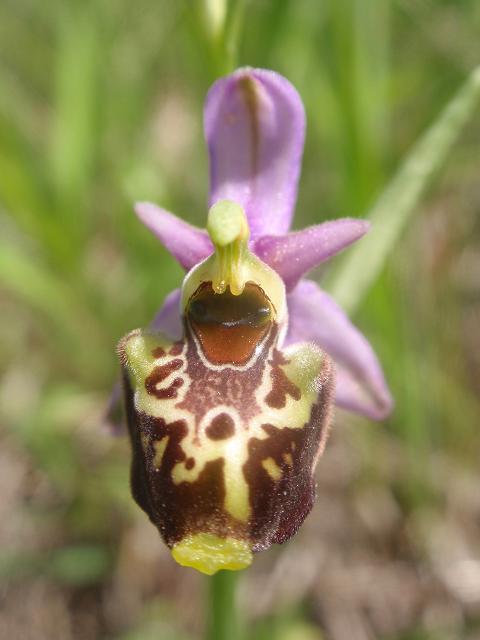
[{"left": 171, "top": 533, "right": 253, "bottom": 575}]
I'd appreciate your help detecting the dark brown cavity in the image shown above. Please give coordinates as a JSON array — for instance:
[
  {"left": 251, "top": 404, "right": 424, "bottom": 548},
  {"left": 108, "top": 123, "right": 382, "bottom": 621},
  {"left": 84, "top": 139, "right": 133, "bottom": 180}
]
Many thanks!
[
  {"left": 186, "top": 282, "right": 273, "bottom": 365},
  {"left": 176, "top": 321, "right": 278, "bottom": 432},
  {"left": 206, "top": 413, "right": 235, "bottom": 440}
]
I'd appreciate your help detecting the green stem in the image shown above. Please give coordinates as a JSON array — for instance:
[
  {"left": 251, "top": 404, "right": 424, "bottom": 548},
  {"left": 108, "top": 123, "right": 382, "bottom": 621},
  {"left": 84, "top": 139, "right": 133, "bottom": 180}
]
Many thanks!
[{"left": 207, "top": 571, "right": 241, "bottom": 640}]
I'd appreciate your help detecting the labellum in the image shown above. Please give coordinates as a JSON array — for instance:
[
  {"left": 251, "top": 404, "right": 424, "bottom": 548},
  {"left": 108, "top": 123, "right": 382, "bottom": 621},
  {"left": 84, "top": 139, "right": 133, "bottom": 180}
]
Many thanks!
[{"left": 119, "top": 200, "right": 335, "bottom": 575}]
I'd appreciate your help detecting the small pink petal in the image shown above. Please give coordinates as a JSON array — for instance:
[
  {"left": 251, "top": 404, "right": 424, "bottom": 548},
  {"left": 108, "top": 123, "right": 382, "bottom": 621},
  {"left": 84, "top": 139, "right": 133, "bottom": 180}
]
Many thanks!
[
  {"left": 149, "top": 288, "right": 182, "bottom": 340},
  {"left": 254, "top": 218, "right": 370, "bottom": 290},
  {"left": 135, "top": 202, "right": 213, "bottom": 271}
]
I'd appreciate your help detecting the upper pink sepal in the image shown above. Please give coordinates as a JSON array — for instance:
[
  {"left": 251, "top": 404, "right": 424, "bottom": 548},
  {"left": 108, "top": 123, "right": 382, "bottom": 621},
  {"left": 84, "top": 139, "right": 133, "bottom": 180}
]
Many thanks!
[{"left": 205, "top": 68, "right": 305, "bottom": 238}]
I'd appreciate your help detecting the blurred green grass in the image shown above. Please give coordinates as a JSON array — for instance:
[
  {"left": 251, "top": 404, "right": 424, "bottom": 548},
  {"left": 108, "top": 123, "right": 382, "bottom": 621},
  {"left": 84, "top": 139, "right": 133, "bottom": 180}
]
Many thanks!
[{"left": 1, "top": 1, "right": 480, "bottom": 639}]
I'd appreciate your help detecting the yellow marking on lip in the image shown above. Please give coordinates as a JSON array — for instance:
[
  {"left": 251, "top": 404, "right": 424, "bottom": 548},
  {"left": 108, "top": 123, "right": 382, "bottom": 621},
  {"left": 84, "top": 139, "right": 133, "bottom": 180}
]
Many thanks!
[
  {"left": 253, "top": 343, "right": 327, "bottom": 433},
  {"left": 223, "top": 439, "right": 250, "bottom": 522},
  {"left": 262, "top": 457, "right": 282, "bottom": 481},
  {"left": 167, "top": 409, "right": 251, "bottom": 523},
  {"left": 171, "top": 461, "right": 194, "bottom": 485},
  {"left": 282, "top": 452, "right": 293, "bottom": 467},
  {"left": 153, "top": 436, "right": 169, "bottom": 468},
  {"left": 171, "top": 453, "right": 251, "bottom": 522},
  {"left": 171, "top": 533, "right": 252, "bottom": 575}
]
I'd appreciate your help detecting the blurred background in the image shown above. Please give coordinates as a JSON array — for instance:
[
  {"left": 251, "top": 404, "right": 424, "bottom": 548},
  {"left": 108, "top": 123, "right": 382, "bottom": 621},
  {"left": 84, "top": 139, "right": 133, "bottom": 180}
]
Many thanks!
[{"left": 1, "top": 1, "right": 479, "bottom": 638}]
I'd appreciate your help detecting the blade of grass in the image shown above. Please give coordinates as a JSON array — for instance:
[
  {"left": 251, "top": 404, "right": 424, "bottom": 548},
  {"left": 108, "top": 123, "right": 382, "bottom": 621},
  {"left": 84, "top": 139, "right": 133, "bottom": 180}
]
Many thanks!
[
  {"left": 49, "top": 3, "right": 101, "bottom": 223},
  {"left": 0, "top": 243, "right": 82, "bottom": 329},
  {"left": 0, "top": 120, "right": 79, "bottom": 268},
  {"left": 325, "top": 65, "right": 480, "bottom": 313},
  {"left": 0, "top": 240, "right": 109, "bottom": 377}
]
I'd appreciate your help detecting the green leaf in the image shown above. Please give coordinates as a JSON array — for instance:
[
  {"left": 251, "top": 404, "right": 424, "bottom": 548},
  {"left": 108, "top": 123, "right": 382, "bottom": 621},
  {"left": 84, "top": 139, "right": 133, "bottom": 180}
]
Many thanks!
[{"left": 325, "top": 65, "right": 480, "bottom": 313}]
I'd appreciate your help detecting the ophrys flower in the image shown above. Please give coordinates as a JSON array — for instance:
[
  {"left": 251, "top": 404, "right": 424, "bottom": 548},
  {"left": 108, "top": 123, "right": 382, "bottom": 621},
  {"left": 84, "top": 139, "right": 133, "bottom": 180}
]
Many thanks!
[{"left": 118, "top": 68, "right": 392, "bottom": 575}]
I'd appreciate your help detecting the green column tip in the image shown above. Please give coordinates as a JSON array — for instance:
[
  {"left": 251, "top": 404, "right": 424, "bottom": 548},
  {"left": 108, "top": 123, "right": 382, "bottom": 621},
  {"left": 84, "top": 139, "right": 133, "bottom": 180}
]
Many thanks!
[
  {"left": 207, "top": 200, "right": 249, "bottom": 247},
  {"left": 206, "top": 200, "right": 250, "bottom": 295}
]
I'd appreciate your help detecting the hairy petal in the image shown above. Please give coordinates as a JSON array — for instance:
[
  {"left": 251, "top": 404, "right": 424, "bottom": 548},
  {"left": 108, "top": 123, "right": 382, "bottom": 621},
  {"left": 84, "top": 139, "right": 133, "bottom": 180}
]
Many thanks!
[
  {"left": 205, "top": 67, "right": 305, "bottom": 238},
  {"left": 135, "top": 202, "right": 213, "bottom": 271},
  {"left": 104, "top": 380, "right": 124, "bottom": 435},
  {"left": 150, "top": 288, "right": 183, "bottom": 339},
  {"left": 253, "top": 218, "right": 370, "bottom": 291},
  {"left": 286, "top": 280, "right": 393, "bottom": 420},
  {"left": 334, "top": 368, "right": 391, "bottom": 421}
]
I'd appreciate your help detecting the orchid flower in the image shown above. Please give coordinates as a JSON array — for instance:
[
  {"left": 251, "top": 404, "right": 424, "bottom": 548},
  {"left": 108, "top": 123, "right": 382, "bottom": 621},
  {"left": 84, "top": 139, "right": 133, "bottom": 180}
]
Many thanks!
[{"left": 118, "top": 68, "right": 392, "bottom": 575}]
